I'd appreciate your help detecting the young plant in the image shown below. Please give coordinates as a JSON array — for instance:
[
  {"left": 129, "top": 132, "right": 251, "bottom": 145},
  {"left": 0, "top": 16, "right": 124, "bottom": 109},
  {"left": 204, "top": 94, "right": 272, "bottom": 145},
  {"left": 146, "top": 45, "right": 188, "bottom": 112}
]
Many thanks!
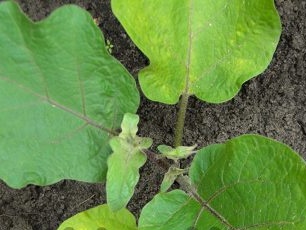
[
  {"left": 0, "top": 0, "right": 305, "bottom": 229},
  {"left": 106, "top": 39, "right": 114, "bottom": 54}
]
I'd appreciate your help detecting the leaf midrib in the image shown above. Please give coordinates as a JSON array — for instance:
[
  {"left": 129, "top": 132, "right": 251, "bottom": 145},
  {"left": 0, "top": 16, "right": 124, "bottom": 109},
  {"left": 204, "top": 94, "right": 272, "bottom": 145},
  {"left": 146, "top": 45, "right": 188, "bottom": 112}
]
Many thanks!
[
  {"left": 183, "top": 0, "right": 195, "bottom": 97},
  {"left": 0, "top": 75, "right": 117, "bottom": 136},
  {"left": 2, "top": 7, "right": 117, "bottom": 136},
  {"left": 192, "top": 191, "right": 298, "bottom": 230}
]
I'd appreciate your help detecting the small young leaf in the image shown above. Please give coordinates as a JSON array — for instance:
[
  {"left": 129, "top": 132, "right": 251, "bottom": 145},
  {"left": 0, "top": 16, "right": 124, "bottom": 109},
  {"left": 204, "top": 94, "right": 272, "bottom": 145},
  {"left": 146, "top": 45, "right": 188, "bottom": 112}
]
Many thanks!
[
  {"left": 139, "top": 135, "right": 306, "bottom": 229},
  {"left": 57, "top": 204, "right": 137, "bottom": 230},
  {"left": 107, "top": 113, "right": 152, "bottom": 212},
  {"left": 160, "top": 166, "right": 187, "bottom": 193},
  {"left": 0, "top": 2, "right": 139, "bottom": 188},
  {"left": 112, "top": 0, "right": 281, "bottom": 104},
  {"left": 158, "top": 144, "right": 197, "bottom": 161}
]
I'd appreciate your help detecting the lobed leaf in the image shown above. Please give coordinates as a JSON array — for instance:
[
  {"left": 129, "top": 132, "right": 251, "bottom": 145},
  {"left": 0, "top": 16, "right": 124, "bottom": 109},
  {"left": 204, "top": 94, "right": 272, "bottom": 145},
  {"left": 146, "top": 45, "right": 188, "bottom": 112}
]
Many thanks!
[
  {"left": 0, "top": 2, "right": 139, "bottom": 188},
  {"left": 57, "top": 204, "right": 137, "bottom": 230},
  {"left": 139, "top": 135, "right": 306, "bottom": 229},
  {"left": 107, "top": 113, "right": 152, "bottom": 211},
  {"left": 112, "top": 0, "right": 281, "bottom": 104}
]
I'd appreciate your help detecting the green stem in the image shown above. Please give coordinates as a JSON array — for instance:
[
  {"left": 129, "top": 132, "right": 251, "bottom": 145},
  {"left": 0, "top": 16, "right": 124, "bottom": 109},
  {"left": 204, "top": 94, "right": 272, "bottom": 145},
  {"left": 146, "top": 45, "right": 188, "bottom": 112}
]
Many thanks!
[{"left": 174, "top": 93, "right": 190, "bottom": 147}]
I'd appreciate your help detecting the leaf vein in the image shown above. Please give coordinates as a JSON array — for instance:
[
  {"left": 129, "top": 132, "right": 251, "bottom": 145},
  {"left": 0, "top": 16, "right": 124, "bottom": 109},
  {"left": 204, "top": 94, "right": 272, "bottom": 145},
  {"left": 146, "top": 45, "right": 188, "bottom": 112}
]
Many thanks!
[{"left": 0, "top": 75, "right": 116, "bottom": 135}]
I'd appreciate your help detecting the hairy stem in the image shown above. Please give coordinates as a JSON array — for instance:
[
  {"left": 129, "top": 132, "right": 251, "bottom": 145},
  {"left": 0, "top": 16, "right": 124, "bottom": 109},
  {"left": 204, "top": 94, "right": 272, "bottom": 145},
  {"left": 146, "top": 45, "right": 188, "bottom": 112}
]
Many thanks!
[{"left": 174, "top": 93, "right": 190, "bottom": 147}]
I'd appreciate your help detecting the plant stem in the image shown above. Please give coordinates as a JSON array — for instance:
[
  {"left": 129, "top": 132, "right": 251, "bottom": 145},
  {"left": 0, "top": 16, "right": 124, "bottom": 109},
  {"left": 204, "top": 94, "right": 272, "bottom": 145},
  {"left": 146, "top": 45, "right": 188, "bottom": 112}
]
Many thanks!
[{"left": 174, "top": 93, "right": 190, "bottom": 147}]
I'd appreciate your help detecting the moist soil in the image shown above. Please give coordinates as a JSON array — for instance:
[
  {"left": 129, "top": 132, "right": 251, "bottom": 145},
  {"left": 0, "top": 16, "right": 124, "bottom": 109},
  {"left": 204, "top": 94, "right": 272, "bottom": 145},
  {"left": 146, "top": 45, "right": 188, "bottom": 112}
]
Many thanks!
[{"left": 0, "top": 0, "right": 306, "bottom": 229}]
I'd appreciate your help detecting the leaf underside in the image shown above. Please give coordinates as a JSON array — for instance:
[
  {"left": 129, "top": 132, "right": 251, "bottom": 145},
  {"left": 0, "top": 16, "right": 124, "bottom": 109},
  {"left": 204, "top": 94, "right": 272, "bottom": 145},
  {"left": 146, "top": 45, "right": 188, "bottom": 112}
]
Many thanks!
[
  {"left": 112, "top": 0, "right": 281, "bottom": 104},
  {"left": 0, "top": 2, "right": 139, "bottom": 188},
  {"left": 57, "top": 204, "right": 137, "bottom": 230},
  {"left": 139, "top": 135, "right": 306, "bottom": 229}
]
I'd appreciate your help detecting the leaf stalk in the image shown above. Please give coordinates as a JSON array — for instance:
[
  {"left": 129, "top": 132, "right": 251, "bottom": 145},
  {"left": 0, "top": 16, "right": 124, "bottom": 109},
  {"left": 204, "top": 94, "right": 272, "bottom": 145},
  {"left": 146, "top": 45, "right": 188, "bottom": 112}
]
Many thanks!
[{"left": 174, "top": 93, "right": 190, "bottom": 147}]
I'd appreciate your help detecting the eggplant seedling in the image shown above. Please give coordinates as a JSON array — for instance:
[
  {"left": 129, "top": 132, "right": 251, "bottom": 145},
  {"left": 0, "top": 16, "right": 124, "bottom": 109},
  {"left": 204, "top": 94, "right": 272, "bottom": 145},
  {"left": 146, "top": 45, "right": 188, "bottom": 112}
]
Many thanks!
[{"left": 0, "top": 1, "right": 305, "bottom": 229}]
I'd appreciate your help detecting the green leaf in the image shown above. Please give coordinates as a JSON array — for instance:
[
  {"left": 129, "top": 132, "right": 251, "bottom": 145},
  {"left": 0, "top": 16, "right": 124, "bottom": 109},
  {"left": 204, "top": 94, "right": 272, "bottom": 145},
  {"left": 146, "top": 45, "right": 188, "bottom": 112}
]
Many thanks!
[
  {"left": 57, "top": 204, "right": 137, "bottom": 230},
  {"left": 139, "top": 135, "right": 306, "bottom": 229},
  {"left": 112, "top": 0, "right": 281, "bottom": 104},
  {"left": 0, "top": 2, "right": 139, "bottom": 188},
  {"left": 107, "top": 113, "right": 152, "bottom": 211},
  {"left": 160, "top": 167, "right": 187, "bottom": 193},
  {"left": 158, "top": 144, "right": 197, "bottom": 161},
  {"left": 138, "top": 190, "right": 201, "bottom": 230}
]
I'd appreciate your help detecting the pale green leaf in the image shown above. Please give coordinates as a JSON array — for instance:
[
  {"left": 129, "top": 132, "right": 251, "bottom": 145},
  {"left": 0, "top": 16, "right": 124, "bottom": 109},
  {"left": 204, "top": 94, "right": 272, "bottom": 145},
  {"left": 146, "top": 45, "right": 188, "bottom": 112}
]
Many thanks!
[
  {"left": 160, "top": 167, "right": 187, "bottom": 193},
  {"left": 112, "top": 0, "right": 281, "bottom": 104},
  {"left": 57, "top": 204, "right": 137, "bottom": 230},
  {"left": 158, "top": 144, "right": 197, "bottom": 161},
  {"left": 119, "top": 113, "right": 139, "bottom": 139},
  {"left": 107, "top": 113, "right": 152, "bottom": 211},
  {"left": 139, "top": 135, "right": 306, "bottom": 229},
  {"left": 0, "top": 2, "right": 139, "bottom": 188}
]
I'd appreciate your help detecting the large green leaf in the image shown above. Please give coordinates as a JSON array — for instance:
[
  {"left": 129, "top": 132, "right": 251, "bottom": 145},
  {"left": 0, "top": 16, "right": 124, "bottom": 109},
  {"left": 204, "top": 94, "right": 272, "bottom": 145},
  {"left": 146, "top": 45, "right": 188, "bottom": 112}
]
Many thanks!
[
  {"left": 112, "top": 0, "right": 281, "bottom": 104},
  {"left": 139, "top": 190, "right": 201, "bottom": 230},
  {"left": 0, "top": 2, "right": 139, "bottom": 188},
  {"left": 57, "top": 204, "right": 137, "bottom": 230},
  {"left": 139, "top": 135, "right": 306, "bottom": 229},
  {"left": 107, "top": 113, "right": 152, "bottom": 211}
]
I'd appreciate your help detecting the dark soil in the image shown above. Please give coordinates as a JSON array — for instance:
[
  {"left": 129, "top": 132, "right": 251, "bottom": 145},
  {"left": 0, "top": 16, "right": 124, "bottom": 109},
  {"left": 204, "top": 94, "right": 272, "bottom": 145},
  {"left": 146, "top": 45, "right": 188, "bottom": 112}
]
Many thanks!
[{"left": 0, "top": 0, "right": 306, "bottom": 229}]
